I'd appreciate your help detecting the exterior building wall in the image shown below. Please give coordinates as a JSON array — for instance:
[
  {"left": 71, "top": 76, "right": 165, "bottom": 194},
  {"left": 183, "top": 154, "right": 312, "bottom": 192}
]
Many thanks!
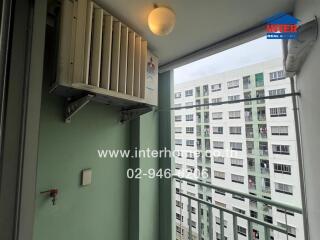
[{"left": 174, "top": 58, "right": 304, "bottom": 240}]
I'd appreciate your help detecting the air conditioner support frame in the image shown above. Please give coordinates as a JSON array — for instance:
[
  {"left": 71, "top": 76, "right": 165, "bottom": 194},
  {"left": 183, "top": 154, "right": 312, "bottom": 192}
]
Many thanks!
[
  {"left": 120, "top": 106, "right": 153, "bottom": 123},
  {"left": 65, "top": 94, "right": 95, "bottom": 123}
]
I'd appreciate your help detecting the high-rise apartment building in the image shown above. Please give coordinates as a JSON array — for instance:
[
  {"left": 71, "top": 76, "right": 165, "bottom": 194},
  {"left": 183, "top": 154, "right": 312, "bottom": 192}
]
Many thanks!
[{"left": 174, "top": 58, "right": 304, "bottom": 240}]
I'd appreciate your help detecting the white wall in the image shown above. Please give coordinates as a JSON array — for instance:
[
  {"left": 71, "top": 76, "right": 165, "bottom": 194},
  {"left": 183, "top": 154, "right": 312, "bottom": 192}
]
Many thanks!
[{"left": 294, "top": 0, "right": 320, "bottom": 239}]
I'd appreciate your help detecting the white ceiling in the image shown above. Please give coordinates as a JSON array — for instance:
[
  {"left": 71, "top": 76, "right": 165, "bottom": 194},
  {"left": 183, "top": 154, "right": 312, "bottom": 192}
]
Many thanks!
[{"left": 96, "top": 0, "right": 295, "bottom": 66}]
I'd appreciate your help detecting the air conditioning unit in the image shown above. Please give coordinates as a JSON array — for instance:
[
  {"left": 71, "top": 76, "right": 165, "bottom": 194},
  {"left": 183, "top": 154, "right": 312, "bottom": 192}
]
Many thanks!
[
  {"left": 283, "top": 18, "right": 318, "bottom": 77},
  {"left": 51, "top": 0, "right": 158, "bottom": 121}
]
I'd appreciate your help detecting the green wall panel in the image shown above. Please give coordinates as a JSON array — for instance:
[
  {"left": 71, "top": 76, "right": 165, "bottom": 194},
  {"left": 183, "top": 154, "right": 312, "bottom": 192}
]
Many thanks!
[
  {"left": 34, "top": 79, "right": 130, "bottom": 240},
  {"left": 158, "top": 71, "right": 174, "bottom": 240},
  {"left": 139, "top": 111, "right": 159, "bottom": 240}
]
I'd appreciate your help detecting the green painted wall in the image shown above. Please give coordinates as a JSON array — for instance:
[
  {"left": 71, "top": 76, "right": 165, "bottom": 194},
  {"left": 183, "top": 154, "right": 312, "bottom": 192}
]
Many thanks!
[
  {"left": 140, "top": 111, "right": 160, "bottom": 240},
  {"left": 34, "top": 77, "right": 130, "bottom": 240},
  {"left": 158, "top": 71, "right": 174, "bottom": 240},
  {"left": 129, "top": 111, "right": 160, "bottom": 240},
  {"left": 34, "top": 27, "right": 166, "bottom": 240}
]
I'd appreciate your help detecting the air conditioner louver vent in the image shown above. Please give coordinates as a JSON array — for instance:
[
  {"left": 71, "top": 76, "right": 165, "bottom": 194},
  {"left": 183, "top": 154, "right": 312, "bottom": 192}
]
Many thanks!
[{"left": 54, "top": 0, "right": 158, "bottom": 107}]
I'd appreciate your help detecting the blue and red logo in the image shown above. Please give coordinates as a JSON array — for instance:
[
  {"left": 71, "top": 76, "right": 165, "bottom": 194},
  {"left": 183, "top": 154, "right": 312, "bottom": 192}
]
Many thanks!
[{"left": 265, "top": 13, "right": 300, "bottom": 39}]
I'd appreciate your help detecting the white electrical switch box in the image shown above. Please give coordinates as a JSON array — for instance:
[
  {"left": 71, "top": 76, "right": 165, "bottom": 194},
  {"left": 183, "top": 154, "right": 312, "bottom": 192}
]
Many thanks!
[{"left": 81, "top": 169, "right": 92, "bottom": 186}]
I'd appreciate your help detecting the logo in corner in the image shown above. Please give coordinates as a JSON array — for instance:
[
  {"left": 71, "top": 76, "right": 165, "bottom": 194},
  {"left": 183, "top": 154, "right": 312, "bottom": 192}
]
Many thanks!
[{"left": 265, "top": 13, "right": 300, "bottom": 39}]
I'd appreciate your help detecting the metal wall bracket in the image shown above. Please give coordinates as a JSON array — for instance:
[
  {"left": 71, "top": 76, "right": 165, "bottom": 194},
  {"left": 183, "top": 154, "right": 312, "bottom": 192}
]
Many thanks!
[
  {"left": 120, "top": 106, "right": 153, "bottom": 123},
  {"left": 65, "top": 94, "right": 95, "bottom": 123}
]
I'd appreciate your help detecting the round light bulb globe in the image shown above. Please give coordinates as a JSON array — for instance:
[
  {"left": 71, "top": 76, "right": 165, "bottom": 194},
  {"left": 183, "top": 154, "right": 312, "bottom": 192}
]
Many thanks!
[{"left": 148, "top": 7, "right": 176, "bottom": 36}]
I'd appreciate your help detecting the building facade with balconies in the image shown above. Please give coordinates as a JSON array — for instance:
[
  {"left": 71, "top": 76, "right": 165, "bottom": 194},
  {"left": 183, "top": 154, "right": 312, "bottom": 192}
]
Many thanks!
[{"left": 174, "top": 58, "right": 303, "bottom": 240}]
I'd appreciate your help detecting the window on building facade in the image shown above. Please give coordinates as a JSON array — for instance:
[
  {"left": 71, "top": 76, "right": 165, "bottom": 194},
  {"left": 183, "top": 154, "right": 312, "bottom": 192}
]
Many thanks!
[
  {"left": 212, "top": 112, "right": 223, "bottom": 120},
  {"left": 175, "top": 127, "right": 182, "bottom": 133},
  {"left": 277, "top": 222, "right": 296, "bottom": 237},
  {"left": 175, "top": 115, "right": 182, "bottom": 122},
  {"left": 203, "top": 98, "right": 209, "bottom": 109},
  {"left": 270, "top": 70, "right": 285, "bottom": 81},
  {"left": 212, "top": 97, "right": 222, "bottom": 103},
  {"left": 230, "top": 126, "right": 241, "bottom": 135},
  {"left": 195, "top": 86, "right": 201, "bottom": 97},
  {"left": 233, "top": 207, "right": 245, "bottom": 215},
  {"left": 228, "top": 95, "right": 240, "bottom": 101},
  {"left": 175, "top": 92, "right": 182, "bottom": 98},
  {"left": 213, "top": 126, "right": 223, "bottom": 134},
  {"left": 237, "top": 226, "right": 247, "bottom": 236},
  {"left": 269, "top": 88, "right": 286, "bottom": 96},
  {"left": 215, "top": 217, "right": 228, "bottom": 227},
  {"left": 185, "top": 89, "right": 193, "bottom": 97},
  {"left": 271, "top": 126, "right": 289, "bottom": 135},
  {"left": 215, "top": 190, "right": 226, "bottom": 195},
  {"left": 214, "top": 157, "right": 224, "bottom": 164},
  {"left": 272, "top": 144, "right": 290, "bottom": 155},
  {"left": 230, "top": 142, "right": 242, "bottom": 151},
  {"left": 231, "top": 158, "right": 243, "bottom": 167},
  {"left": 211, "top": 83, "right": 222, "bottom": 92},
  {"left": 213, "top": 141, "right": 224, "bottom": 149},
  {"left": 277, "top": 208, "right": 295, "bottom": 216},
  {"left": 203, "top": 85, "right": 209, "bottom": 96},
  {"left": 186, "top": 140, "right": 194, "bottom": 147},
  {"left": 175, "top": 163, "right": 182, "bottom": 170},
  {"left": 229, "top": 110, "right": 241, "bottom": 119},
  {"left": 204, "top": 112, "right": 209, "bottom": 123},
  {"left": 214, "top": 171, "right": 225, "bottom": 179},
  {"left": 256, "top": 89, "right": 265, "bottom": 104},
  {"left": 274, "top": 163, "right": 292, "bottom": 175},
  {"left": 250, "top": 210, "right": 258, "bottom": 218},
  {"left": 186, "top": 152, "right": 194, "bottom": 160},
  {"left": 216, "top": 233, "right": 228, "bottom": 240},
  {"left": 185, "top": 114, "right": 194, "bottom": 121},
  {"left": 233, "top": 194, "right": 245, "bottom": 201},
  {"left": 255, "top": 72, "right": 264, "bottom": 87},
  {"left": 215, "top": 201, "right": 226, "bottom": 208},
  {"left": 176, "top": 151, "right": 182, "bottom": 158},
  {"left": 186, "top": 127, "right": 194, "bottom": 134},
  {"left": 244, "top": 92, "right": 252, "bottom": 105},
  {"left": 243, "top": 76, "right": 251, "bottom": 89},
  {"left": 264, "top": 215, "right": 273, "bottom": 224},
  {"left": 227, "top": 79, "right": 240, "bottom": 89},
  {"left": 270, "top": 107, "right": 287, "bottom": 117},
  {"left": 275, "top": 182, "right": 293, "bottom": 195},
  {"left": 231, "top": 174, "right": 244, "bottom": 184}
]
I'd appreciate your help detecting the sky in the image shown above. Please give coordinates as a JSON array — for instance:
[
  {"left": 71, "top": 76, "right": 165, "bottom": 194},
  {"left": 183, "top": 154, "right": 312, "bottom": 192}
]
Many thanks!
[{"left": 174, "top": 37, "right": 283, "bottom": 85}]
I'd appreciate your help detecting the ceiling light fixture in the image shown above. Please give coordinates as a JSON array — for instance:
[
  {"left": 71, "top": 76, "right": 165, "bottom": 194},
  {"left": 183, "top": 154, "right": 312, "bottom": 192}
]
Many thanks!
[{"left": 148, "top": 5, "right": 176, "bottom": 36}]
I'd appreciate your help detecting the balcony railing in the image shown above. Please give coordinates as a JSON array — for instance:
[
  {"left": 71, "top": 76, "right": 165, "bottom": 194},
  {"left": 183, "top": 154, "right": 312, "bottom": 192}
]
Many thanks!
[
  {"left": 249, "top": 183, "right": 256, "bottom": 190},
  {"left": 203, "top": 130, "right": 210, "bottom": 138},
  {"left": 245, "top": 115, "right": 252, "bottom": 121},
  {"left": 259, "top": 132, "right": 267, "bottom": 138},
  {"left": 261, "top": 167, "right": 270, "bottom": 175},
  {"left": 258, "top": 114, "right": 266, "bottom": 121},
  {"left": 243, "top": 83, "right": 251, "bottom": 90},
  {"left": 247, "top": 148, "right": 254, "bottom": 154},
  {"left": 263, "top": 205, "right": 272, "bottom": 215},
  {"left": 246, "top": 131, "right": 254, "bottom": 138},
  {"left": 174, "top": 176, "right": 302, "bottom": 240},
  {"left": 259, "top": 149, "right": 268, "bottom": 156},
  {"left": 249, "top": 200, "right": 258, "bottom": 209},
  {"left": 248, "top": 165, "right": 255, "bottom": 172},
  {"left": 257, "top": 99, "right": 265, "bottom": 104},
  {"left": 262, "top": 186, "right": 271, "bottom": 194}
]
